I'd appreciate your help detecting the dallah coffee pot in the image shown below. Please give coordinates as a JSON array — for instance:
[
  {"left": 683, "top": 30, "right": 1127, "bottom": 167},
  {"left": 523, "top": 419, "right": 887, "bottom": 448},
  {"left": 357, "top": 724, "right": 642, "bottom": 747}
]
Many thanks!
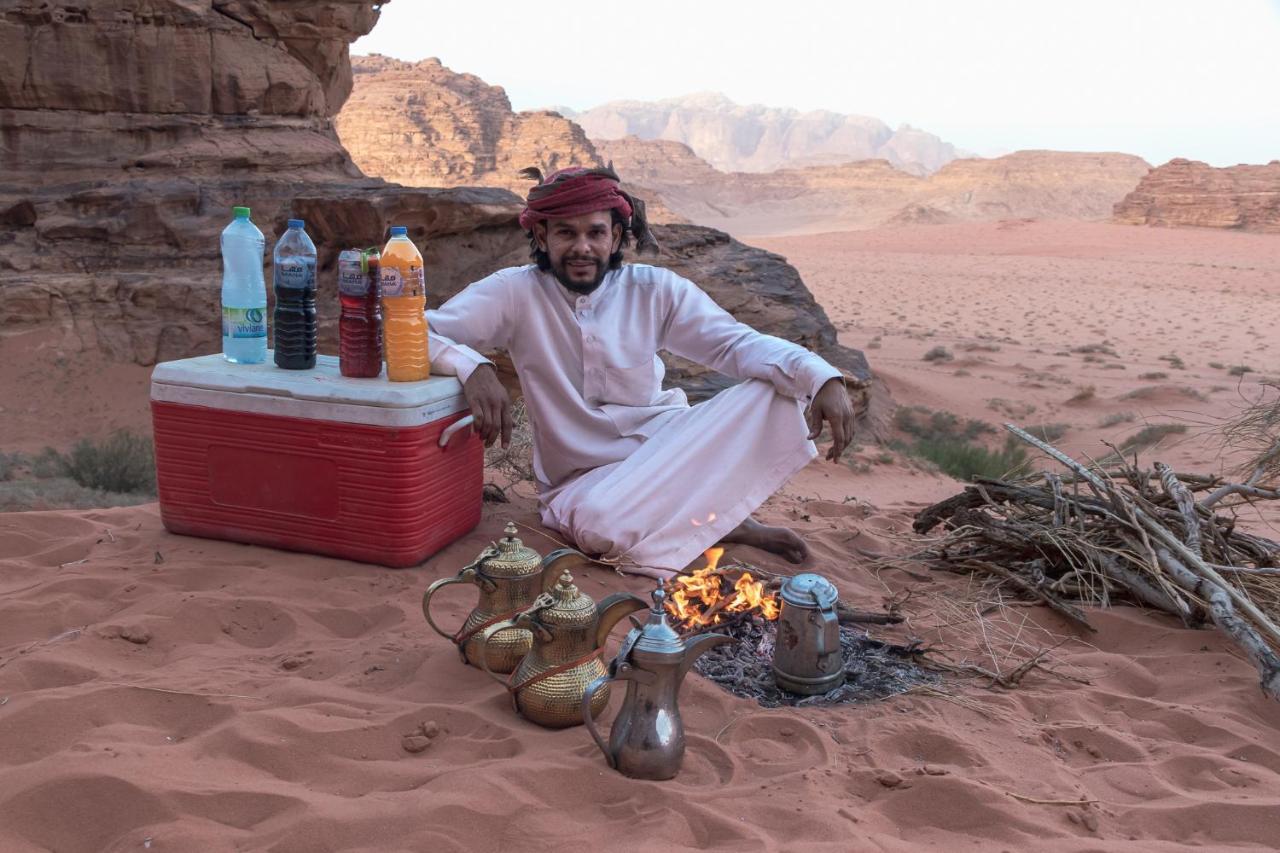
[
  {"left": 422, "top": 524, "right": 565, "bottom": 673},
  {"left": 478, "top": 561, "right": 646, "bottom": 728},
  {"left": 771, "top": 573, "right": 846, "bottom": 695},
  {"left": 583, "top": 586, "right": 731, "bottom": 780}
]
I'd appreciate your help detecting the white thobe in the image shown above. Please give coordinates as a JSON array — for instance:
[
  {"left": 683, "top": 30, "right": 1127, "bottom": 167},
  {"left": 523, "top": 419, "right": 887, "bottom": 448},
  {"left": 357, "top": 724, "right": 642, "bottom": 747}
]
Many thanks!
[{"left": 426, "top": 263, "right": 842, "bottom": 572}]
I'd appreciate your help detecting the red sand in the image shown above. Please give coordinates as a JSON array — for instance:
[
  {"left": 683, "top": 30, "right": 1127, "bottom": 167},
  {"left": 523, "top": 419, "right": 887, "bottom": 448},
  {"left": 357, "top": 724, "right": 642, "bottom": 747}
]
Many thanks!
[{"left": 2, "top": 220, "right": 1280, "bottom": 851}]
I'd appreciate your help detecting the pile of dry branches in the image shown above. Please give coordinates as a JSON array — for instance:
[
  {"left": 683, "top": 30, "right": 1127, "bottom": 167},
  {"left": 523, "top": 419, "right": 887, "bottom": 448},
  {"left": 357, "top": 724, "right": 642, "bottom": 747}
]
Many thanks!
[{"left": 913, "top": 424, "right": 1280, "bottom": 699}]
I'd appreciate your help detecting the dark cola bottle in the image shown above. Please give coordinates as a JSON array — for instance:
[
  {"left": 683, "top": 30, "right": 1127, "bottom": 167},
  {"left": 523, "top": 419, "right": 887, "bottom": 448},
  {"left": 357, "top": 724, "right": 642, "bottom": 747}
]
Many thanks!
[{"left": 272, "top": 218, "right": 317, "bottom": 370}]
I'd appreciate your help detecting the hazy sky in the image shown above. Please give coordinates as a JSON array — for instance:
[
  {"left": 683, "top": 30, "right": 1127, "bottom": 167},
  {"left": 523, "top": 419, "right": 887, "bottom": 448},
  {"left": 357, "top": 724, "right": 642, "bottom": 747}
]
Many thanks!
[{"left": 353, "top": 0, "right": 1280, "bottom": 167}]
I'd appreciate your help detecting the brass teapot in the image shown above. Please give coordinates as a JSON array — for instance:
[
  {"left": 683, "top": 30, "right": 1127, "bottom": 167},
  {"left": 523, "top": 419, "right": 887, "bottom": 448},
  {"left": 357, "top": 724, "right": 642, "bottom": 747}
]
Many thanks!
[
  {"left": 479, "top": 558, "right": 646, "bottom": 728},
  {"left": 422, "top": 523, "right": 564, "bottom": 673},
  {"left": 583, "top": 587, "right": 731, "bottom": 780}
]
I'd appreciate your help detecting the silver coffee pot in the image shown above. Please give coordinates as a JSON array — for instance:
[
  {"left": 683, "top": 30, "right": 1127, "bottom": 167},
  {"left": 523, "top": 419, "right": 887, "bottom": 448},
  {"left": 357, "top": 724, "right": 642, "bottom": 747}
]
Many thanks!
[
  {"left": 582, "top": 587, "right": 731, "bottom": 780},
  {"left": 771, "top": 573, "right": 845, "bottom": 695}
]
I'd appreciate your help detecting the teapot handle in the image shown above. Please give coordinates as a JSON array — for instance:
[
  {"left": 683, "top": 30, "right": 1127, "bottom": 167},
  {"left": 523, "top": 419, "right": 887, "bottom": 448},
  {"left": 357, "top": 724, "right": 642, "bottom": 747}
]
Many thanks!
[
  {"left": 582, "top": 670, "right": 622, "bottom": 768},
  {"left": 814, "top": 606, "right": 839, "bottom": 657},
  {"left": 477, "top": 620, "right": 525, "bottom": 687},
  {"left": 422, "top": 565, "right": 479, "bottom": 640}
]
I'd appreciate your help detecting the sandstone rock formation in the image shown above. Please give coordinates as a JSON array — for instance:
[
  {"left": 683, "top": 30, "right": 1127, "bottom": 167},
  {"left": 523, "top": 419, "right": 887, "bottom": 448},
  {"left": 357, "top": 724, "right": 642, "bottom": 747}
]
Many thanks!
[
  {"left": 597, "top": 139, "right": 1150, "bottom": 235},
  {"left": 570, "top": 92, "right": 959, "bottom": 174},
  {"left": 337, "top": 55, "right": 684, "bottom": 223},
  {"left": 1113, "top": 158, "right": 1280, "bottom": 233},
  {"left": 2, "top": 6, "right": 869, "bottom": 410},
  {"left": 337, "top": 55, "right": 600, "bottom": 194}
]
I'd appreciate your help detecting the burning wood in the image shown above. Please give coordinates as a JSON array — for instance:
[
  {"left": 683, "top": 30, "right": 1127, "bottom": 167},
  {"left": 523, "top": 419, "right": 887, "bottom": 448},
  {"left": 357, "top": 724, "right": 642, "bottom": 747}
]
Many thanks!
[{"left": 665, "top": 548, "right": 780, "bottom": 629}]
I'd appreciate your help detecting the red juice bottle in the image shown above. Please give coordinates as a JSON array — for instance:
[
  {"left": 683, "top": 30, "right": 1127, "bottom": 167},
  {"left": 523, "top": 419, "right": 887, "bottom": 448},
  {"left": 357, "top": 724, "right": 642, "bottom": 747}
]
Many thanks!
[{"left": 338, "top": 248, "right": 383, "bottom": 377}]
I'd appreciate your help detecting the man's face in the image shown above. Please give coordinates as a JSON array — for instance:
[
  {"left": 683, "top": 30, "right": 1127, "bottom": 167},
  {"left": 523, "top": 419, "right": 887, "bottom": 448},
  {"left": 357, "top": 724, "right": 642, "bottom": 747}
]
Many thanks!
[{"left": 535, "top": 211, "right": 623, "bottom": 294}]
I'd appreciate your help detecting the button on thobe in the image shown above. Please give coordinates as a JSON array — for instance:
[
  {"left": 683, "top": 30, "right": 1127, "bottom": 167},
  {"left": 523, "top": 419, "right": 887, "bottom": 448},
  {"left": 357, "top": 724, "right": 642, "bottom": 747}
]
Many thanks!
[{"left": 426, "top": 263, "right": 842, "bottom": 573}]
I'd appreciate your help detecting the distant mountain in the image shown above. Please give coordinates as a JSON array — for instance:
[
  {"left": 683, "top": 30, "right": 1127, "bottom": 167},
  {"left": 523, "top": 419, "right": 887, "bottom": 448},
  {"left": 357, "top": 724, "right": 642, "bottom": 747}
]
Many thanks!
[
  {"left": 572, "top": 92, "right": 959, "bottom": 174},
  {"left": 1114, "top": 158, "right": 1280, "bottom": 233},
  {"left": 595, "top": 137, "right": 1151, "bottom": 235}
]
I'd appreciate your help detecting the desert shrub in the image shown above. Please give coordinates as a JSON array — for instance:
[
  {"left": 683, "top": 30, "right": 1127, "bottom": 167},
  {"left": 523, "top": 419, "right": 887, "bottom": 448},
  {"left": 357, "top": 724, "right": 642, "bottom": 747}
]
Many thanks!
[
  {"left": 31, "top": 447, "right": 67, "bottom": 479},
  {"left": 1121, "top": 385, "right": 1208, "bottom": 402},
  {"left": 1099, "top": 411, "right": 1137, "bottom": 428},
  {"left": 922, "top": 346, "right": 953, "bottom": 363},
  {"left": 1066, "top": 385, "right": 1096, "bottom": 405},
  {"left": 1072, "top": 343, "right": 1119, "bottom": 357},
  {"left": 0, "top": 452, "right": 21, "bottom": 481},
  {"left": 484, "top": 398, "right": 535, "bottom": 484},
  {"left": 1159, "top": 355, "right": 1186, "bottom": 370},
  {"left": 1119, "top": 423, "right": 1187, "bottom": 453},
  {"left": 894, "top": 406, "right": 993, "bottom": 442},
  {"left": 1209, "top": 362, "right": 1225, "bottom": 370},
  {"left": 1102, "top": 364, "right": 1126, "bottom": 370},
  {"left": 1228, "top": 365, "right": 1255, "bottom": 377},
  {"left": 912, "top": 435, "right": 1029, "bottom": 482},
  {"left": 62, "top": 431, "right": 156, "bottom": 494},
  {"left": 1026, "top": 423, "right": 1069, "bottom": 443},
  {"left": 1139, "top": 372, "right": 1169, "bottom": 380}
]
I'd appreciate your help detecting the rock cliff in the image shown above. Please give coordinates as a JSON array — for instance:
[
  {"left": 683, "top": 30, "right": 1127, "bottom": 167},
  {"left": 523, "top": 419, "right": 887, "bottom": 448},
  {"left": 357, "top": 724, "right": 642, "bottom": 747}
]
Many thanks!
[
  {"left": 571, "top": 92, "right": 959, "bottom": 174},
  {"left": 0, "top": 1, "right": 526, "bottom": 365},
  {"left": 1113, "top": 158, "right": 1280, "bottom": 233}
]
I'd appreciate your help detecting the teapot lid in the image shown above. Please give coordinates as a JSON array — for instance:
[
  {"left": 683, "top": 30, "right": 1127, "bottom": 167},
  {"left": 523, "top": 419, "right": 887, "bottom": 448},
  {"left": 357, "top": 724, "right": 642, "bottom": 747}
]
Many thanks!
[
  {"left": 630, "top": 587, "right": 686, "bottom": 657},
  {"left": 479, "top": 523, "right": 542, "bottom": 579},
  {"left": 534, "top": 569, "right": 596, "bottom": 625},
  {"left": 780, "top": 573, "right": 839, "bottom": 609}
]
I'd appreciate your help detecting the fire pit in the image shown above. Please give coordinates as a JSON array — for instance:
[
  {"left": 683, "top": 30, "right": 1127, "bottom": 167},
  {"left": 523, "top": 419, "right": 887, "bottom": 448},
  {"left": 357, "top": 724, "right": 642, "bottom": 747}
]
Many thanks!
[{"left": 664, "top": 550, "right": 937, "bottom": 708}]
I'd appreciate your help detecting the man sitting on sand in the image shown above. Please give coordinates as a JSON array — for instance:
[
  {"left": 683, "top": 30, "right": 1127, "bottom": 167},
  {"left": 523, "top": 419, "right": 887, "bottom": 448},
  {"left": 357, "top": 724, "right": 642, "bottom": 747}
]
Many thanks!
[{"left": 426, "top": 165, "right": 854, "bottom": 578}]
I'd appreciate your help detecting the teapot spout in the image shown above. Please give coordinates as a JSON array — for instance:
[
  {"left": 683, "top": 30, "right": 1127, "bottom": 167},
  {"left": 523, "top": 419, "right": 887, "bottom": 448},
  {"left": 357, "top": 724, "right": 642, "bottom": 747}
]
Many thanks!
[
  {"left": 677, "top": 632, "right": 733, "bottom": 684},
  {"left": 595, "top": 592, "right": 648, "bottom": 650}
]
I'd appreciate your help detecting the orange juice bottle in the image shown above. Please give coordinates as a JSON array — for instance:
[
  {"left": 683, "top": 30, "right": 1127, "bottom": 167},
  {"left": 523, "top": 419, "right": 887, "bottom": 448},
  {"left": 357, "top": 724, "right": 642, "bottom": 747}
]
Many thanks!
[{"left": 379, "top": 226, "right": 429, "bottom": 382}]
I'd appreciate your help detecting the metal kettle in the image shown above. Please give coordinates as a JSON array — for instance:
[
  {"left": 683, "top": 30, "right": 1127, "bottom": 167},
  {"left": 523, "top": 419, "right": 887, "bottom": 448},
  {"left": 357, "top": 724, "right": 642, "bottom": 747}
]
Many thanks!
[
  {"left": 478, "top": 559, "right": 646, "bottom": 728},
  {"left": 583, "top": 587, "right": 731, "bottom": 780},
  {"left": 422, "top": 523, "right": 561, "bottom": 673},
  {"left": 771, "top": 573, "right": 845, "bottom": 695}
]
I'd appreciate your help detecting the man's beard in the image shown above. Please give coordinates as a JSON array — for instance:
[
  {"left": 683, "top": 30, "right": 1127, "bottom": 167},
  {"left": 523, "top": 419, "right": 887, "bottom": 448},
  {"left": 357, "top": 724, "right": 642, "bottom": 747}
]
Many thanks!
[{"left": 551, "top": 255, "right": 608, "bottom": 294}]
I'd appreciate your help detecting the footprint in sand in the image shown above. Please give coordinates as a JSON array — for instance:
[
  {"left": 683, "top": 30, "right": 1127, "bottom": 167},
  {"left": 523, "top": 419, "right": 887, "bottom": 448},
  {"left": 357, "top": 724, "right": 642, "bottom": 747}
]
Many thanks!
[
  {"left": 724, "top": 715, "right": 829, "bottom": 777},
  {"left": 0, "top": 774, "right": 174, "bottom": 853},
  {"left": 304, "top": 603, "right": 403, "bottom": 639}
]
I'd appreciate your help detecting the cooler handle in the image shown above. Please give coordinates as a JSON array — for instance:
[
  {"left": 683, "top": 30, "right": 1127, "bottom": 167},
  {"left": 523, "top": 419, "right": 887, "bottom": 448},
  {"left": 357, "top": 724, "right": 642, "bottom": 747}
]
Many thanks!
[{"left": 438, "top": 415, "right": 475, "bottom": 449}]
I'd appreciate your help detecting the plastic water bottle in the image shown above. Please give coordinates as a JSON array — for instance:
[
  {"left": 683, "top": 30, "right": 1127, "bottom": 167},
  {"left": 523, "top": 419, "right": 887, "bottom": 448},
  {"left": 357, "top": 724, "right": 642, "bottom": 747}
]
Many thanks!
[
  {"left": 272, "top": 218, "right": 318, "bottom": 370},
  {"left": 221, "top": 207, "right": 267, "bottom": 364},
  {"left": 380, "top": 226, "right": 429, "bottom": 382}
]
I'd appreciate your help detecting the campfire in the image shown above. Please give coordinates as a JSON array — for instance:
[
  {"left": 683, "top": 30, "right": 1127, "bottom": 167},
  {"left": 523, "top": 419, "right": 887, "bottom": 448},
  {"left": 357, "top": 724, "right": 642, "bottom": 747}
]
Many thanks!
[
  {"left": 662, "top": 549, "right": 934, "bottom": 707},
  {"left": 665, "top": 548, "right": 780, "bottom": 630}
]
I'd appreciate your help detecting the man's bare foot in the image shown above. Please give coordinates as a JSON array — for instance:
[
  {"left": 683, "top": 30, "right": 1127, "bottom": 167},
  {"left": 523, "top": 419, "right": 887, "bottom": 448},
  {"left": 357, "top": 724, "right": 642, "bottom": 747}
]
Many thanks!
[{"left": 719, "top": 516, "right": 809, "bottom": 564}]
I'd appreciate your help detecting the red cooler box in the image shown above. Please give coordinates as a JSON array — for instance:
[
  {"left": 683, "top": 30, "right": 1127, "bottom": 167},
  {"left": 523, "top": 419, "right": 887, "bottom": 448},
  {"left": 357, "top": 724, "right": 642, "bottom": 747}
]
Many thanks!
[{"left": 150, "top": 353, "right": 482, "bottom": 567}]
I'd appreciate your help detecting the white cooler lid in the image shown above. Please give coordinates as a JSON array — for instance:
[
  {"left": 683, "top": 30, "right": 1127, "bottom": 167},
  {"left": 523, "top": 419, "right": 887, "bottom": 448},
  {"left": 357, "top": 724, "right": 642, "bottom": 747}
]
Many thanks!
[{"left": 151, "top": 353, "right": 467, "bottom": 427}]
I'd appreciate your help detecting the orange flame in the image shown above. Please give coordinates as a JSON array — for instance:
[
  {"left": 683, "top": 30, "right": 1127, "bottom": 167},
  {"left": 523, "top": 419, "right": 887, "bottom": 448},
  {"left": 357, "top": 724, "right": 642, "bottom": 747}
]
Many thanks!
[{"left": 665, "top": 547, "right": 780, "bottom": 629}]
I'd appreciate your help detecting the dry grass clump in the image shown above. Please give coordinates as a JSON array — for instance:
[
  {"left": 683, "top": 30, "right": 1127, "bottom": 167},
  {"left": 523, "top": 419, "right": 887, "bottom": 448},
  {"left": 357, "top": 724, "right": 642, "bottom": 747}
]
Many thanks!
[
  {"left": 0, "top": 435, "right": 157, "bottom": 512},
  {"left": 484, "top": 397, "right": 536, "bottom": 485},
  {"left": 1066, "top": 385, "right": 1097, "bottom": 405},
  {"left": 1121, "top": 385, "right": 1209, "bottom": 403},
  {"left": 922, "top": 345, "right": 954, "bottom": 363},
  {"left": 1072, "top": 342, "right": 1119, "bottom": 357},
  {"left": 894, "top": 406, "right": 992, "bottom": 442},
  {"left": 1228, "top": 365, "right": 1255, "bottom": 377},
  {"left": 1220, "top": 380, "right": 1280, "bottom": 486},
  {"left": 1159, "top": 354, "right": 1187, "bottom": 370},
  {"left": 1098, "top": 411, "right": 1137, "bottom": 428},
  {"left": 1138, "top": 372, "right": 1169, "bottom": 381},
  {"left": 1119, "top": 423, "right": 1188, "bottom": 454}
]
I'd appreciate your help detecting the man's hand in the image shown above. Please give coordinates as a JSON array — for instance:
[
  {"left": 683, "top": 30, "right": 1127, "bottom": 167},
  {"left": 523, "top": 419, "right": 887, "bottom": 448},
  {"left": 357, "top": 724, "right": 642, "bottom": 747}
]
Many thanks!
[
  {"left": 462, "top": 364, "right": 512, "bottom": 448},
  {"left": 806, "top": 377, "right": 855, "bottom": 462}
]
